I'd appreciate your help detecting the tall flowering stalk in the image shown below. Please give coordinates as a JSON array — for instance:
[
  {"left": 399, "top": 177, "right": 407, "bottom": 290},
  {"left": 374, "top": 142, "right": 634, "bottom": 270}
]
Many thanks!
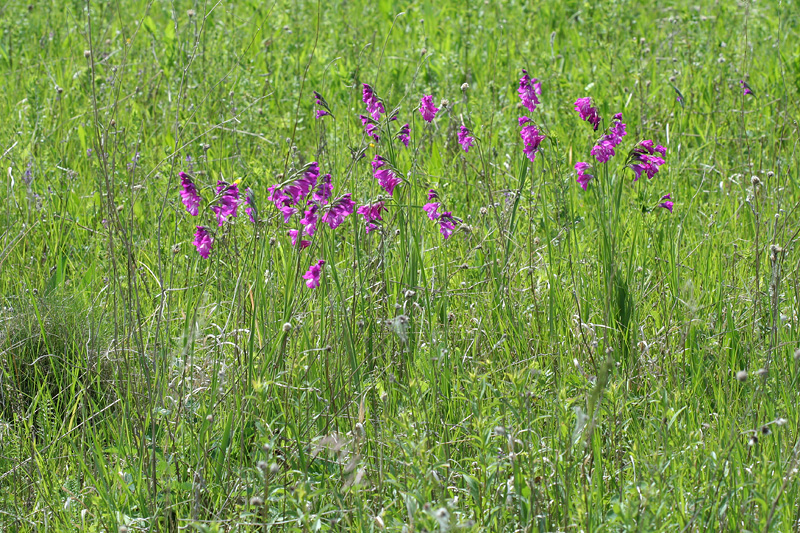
[{"left": 573, "top": 100, "right": 673, "bottom": 367}]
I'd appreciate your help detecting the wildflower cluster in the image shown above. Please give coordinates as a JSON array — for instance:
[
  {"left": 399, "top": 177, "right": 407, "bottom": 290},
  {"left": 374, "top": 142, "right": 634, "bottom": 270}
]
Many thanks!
[
  {"left": 572, "top": 97, "right": 673, "bottom": 212},
  {"left": 423, "top": 190, "right": 460, "bottom": 239},
  {"left": 178, "top": 171, "right": 247, "bottom": 258}
]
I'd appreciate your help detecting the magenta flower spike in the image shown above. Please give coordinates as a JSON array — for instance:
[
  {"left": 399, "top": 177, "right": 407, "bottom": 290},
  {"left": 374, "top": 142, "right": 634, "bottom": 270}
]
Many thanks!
[
  {"left": 211, "top": 180, "right": 239, "bottom": 226},
  {"left": 362, "top": 84, "right": 385, "bottom": 121},
  {"left": 740, "top": 80, "right": 754, "bottom": 96},
  {"left": 658, "top": 194, "right": 674, "bottom": 213},
  {"left": 627, "top": 140, "right": 667, "bottom": 181},
  {"left": 519, "top": 119, "right": 545, "bottom": 163},
  {"left": 397, "top": 123, "right": 411, "bottom": 147},
  {"left": 518, "top": 69, "right": 542, "bottom": 113},
  {"left": 374, "top": 168, "right": 401, "bottom": 196},
  {"left": 313, "top": 173, "right": 333, "bottom": 204},
  {"left": 419, "top": 95, "right": 439, "bottom": 122},
  {"left": 591, "top": 113, "right": 627, "bottom": 163},
  {"left": 300, "top": 205, "right": 319, "bottom": 236},
  {"left": 302, "top": 259, "right": 325, "bottom": 289},
  {"left": 437, "top": 212, "right": 458, "bottom": 239},
  {"left": 179, "top": 171, "right": 202, "bottom": 216},
  {"left": 357, "top": 201, "right": 387, "bottom": 233},
  {"left": 423, "top": 202, "right": 441, "bottom": 220},
  {"left": 574, "top": 97, "right": 602, "bottom": 131},
  {"left": 322, "top": 193, "right": 356, "bottom": 229},
  {"left": 575, "top": 162, "right": 594, "bottom": 190},
  {"left": 193, "top": 226, "right": 213, "bottom": 258},
  {"left": 458, "top": 126, "right": 475, "bottom": 152}
]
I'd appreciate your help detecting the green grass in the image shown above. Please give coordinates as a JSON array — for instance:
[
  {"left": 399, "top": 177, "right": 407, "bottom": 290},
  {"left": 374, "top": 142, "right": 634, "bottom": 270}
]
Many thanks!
[{"left": 1, "top": 0, "right": 800, "bottom": 530}]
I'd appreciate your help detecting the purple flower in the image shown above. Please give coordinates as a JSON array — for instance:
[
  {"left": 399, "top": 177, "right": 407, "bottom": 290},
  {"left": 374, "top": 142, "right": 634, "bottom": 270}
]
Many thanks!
[
  {"left": 357, "top": 201, "right": 387, "bottom": 233},
  {"left": 575, "top": 162, "right": 594, "bottom": 190},
  {"left": 427, "top": 189, "right": 439, "bottom": 201},
  {"left": 658, "top": 193, "right": 674, "bottom": 213},
  {"left": 303, "top": 259, "right": 325, "bottom": 289},
  {"left": 179, "top": 171, "right": 202, "bottom": 216},
  {"left": 211, "top": 180, "right": 239, "bottom": 226},
  {"left": 269, "top": 162, "right": 320, "bottom": 210},
  {"left": 360, "top": 115, "right": 381, "bottom": 142},
  {"left": 244, "top": 188, "right": 257, "bottom": 223},
  {"left": 627, "top": 140, "right": 667, "bottom": 181},
  {"left": 313, "top": 91, "right": 333, "bottom": 119},
  {"left": 321, "top": 193, "right": 355, "bottom": 229},
  {"left": 288, "top": 229, "right": 311, "bottom": 249},
  {"left": 423, "top": 202, "right": 441, "bottom": 220},
  {"left": 397, "top": 123, "right": 410, "bottom": 147},
  {"left": 363, "top": 84, "right": 385, "bottom": 121},
  {"left": 374, "top": 168, "right": 401, "bottom": 196},
  {"left": 740, "top": 80, "right": 754, "bottom": 96},
  {"left": 371, "top": 154, "right": 388, "bottom": 170},
  {"left": 575, "top": 97, "right": 601, "bottom": 131},
  {"left": 279, "top": 205, "right": 297, "bottom": 224},
  {"left": 419, "top": 95, "right": 439, "bottom": 122},
  {"left": 437, "top": 212, "right": 458, "bottom": 239},
  {"left": 193, "top": 226, "right": 213, "bottom": 258},
  {"left": 520, "top": 121, "right": 545, "bottom": 163},
  {"left": 313, "top": 173, "right": 333, "bottom": 204},
  {"left": 518, "top": 70, "right": 541, "bottom": 113},
  {"left": 300, "top": 204, "right": 319, "bottom": 236},
  {"left": 591, "top": 113, "right": 627, "bottom": 163},
  {"left": 458, "top": 126, "right": 475, "bottom": 152}
]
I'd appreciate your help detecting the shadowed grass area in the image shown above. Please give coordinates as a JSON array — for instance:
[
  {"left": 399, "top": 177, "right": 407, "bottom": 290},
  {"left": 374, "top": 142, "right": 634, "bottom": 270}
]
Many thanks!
[{"left": 0, "top": 0, "right": 799, "bottom": 530}]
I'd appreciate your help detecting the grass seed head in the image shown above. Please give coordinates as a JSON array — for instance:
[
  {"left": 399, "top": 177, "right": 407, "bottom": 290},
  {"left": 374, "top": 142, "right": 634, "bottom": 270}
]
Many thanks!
[{"left": 736, "top": 370, "right": 748, "bottom": 382}]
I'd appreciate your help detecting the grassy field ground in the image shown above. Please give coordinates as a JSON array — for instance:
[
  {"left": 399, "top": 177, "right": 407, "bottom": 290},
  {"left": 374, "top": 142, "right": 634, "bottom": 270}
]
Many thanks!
[{"left": 1, "top": 0, "right": 800, "bottom": 530}]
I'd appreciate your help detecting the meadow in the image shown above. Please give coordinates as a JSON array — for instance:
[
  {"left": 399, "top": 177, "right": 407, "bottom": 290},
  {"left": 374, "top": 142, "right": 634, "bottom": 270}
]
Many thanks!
[{"left": 1, "top": 0, "right": 799, "bottom": 530}]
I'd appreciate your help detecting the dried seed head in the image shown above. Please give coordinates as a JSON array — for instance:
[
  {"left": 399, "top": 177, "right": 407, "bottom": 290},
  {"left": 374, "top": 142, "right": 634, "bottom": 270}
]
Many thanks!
[
  {"left": 380, "top": 392, "right": 388, "bottom": 403},
  {"left": 766, "top": 170, "right": 775, "bottom": 178},
  {"left": 760, "top": 425, "right": 772, "bottom": 436},
  {"left": 119, "top": 527, "right": 129, "bottom": 533},
  {"left": 404, "top": 290, "right": 416, "bottom": 299},
  {"left": 257, "top": 460, "right": 269, "bottom": 473},
  {"left": 776, "top": 418, "right": 788, "bottom": 426},
  {"left": 736, "top": 370, "right": 748, "bottom": 382},
  {"left": 187, "top": 9, "right": 196, "bottom": 17},
  {"left": 282, "top": 322, "right": 292, "bottom": 332},
  {"left": 440, "top": 98, "right": 450, "bottom": 109},
  {"left": 269, "top": 463, "right": 280, "bottom": 474},
  {"left": 494, "top": 425, "right": 506, "bottom": 437},
  {"left": 748, "top": 435, "right": 758, "bottom": 446},
  {"left": 751, "top": 176, "right": 762, "bottom": 187},
  {"left": 421, "top": 48, "right": 427, "bottom": 56},
  {"left": 250, "top": 496, "right": 264, "bottom": 507},
  {"left": 461, "top": 83, "right": 469, "bottom": 91},
  {"left": 269, "top": 237, "right": 276, "bottom": 246},
  {"left": 354, "top": 422, "right": 365, "bottom": 438},
  {"left": 479, "top": 207, "right": 488, "bottom": 216},
  {"left": 84, "top": 49, "right": 91, "bottom": 58},
  {"left": 755, "top": 367, "right": 768, "bottom": 378},
  {"left": 206, "top": 414, "right": 213, "bottom": 422}
]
